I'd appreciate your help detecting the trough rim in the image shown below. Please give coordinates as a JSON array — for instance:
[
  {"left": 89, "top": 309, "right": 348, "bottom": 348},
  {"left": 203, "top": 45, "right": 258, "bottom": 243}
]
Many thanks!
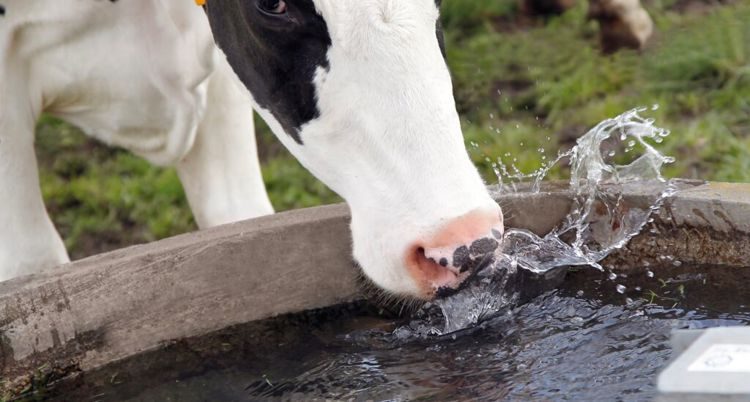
[{"left": 1, "top": 180, "right": 749, "bottom": 397}]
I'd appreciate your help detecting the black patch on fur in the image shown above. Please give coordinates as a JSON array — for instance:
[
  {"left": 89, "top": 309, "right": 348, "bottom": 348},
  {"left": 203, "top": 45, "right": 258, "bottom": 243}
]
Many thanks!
[
  {"left": 470, "top": 238, "right": 499, "bottom": 256},
  {"left": 452, "top": 246, "right": 470, "bottom": 268},
  {"left": 435, "top": 0, "right": 446, "bottom": 58},
  {"left": 205, "top": 0, "right": 331, "bottom": 144},
  {"left": 0, "top": 4, "right": 5, "bottom": 16}
]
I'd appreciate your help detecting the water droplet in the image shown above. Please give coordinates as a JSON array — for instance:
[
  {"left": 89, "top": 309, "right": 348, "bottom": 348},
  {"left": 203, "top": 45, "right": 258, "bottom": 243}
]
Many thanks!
[
  {"left": 608, "top": 272, "right": 617, "bottom": 281},
  {"left": 616, "top": 285, "right": 626, "bottom": 294},
  {"left": 673, "top": 260, "right": 682, "bottom": 267},
  {"left": 646, "top": 270, "right": 654, "bottom": 278},
  {"left": 651, "top": 104, "right": 660, "bottom": 111}
]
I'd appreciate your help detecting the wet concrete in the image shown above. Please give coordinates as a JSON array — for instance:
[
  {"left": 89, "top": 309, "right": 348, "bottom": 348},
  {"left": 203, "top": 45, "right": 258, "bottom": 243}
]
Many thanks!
[
  {"left": 1, "top": 181, "right": 749, "bottom": 397},
  {"left": 0, "top": 205, "right": 357, "bottom": 396}
]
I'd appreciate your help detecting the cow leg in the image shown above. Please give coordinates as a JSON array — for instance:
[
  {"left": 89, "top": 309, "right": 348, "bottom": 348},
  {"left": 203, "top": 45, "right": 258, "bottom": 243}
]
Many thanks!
[
  {"left": 177, "top": 56, "right": 274, "bottom": 229},
  {"left": 588, "top": 0, "right": 654, "bottom": 53},
  {"left": 0, "top": 114, "right": 69, "bottom": 281}
]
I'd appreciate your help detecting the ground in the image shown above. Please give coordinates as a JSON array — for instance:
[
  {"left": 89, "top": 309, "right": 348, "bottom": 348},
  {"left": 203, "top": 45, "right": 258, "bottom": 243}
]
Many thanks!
[{"left": 34, "top": 0, "right": 750, "bottom": 259}]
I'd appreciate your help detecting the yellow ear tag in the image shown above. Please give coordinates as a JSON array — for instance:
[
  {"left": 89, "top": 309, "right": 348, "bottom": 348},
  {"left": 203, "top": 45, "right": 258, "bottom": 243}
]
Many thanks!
[{"left": 195, "top": 0, "right": 206, "bottom": 5}]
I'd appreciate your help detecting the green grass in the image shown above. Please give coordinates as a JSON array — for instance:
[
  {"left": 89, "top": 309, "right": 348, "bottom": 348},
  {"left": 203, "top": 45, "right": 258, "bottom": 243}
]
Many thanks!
[
  {"left": 450, "top": 0, "right": 750, "bottom": 183},
  {"left": 34, "top": 0, "right": 750, "bottom": 258}
]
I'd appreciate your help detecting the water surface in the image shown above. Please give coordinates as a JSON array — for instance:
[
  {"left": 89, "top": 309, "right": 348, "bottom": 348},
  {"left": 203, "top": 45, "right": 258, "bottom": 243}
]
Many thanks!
[{"left": 46, "top": 264, "right": 750, "bottom": 402}]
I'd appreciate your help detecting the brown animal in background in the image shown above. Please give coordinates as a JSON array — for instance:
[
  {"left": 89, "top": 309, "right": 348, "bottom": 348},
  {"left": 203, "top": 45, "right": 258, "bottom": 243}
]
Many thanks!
[
  {"left": 522, "top": 0, "right": 654, "bottom": 53},
  {"left": 588, "top": 0, "right": 654, "bottom": 53}
]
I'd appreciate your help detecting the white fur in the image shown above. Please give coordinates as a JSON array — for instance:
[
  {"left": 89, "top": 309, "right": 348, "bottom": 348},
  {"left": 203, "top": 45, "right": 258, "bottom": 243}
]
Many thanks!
[{"left": 0, "top": 0, "right": 272, "bottom": 281}]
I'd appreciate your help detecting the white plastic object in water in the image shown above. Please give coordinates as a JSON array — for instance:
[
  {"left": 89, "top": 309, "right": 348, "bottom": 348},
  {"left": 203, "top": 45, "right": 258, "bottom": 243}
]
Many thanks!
[{"left": 658, "top": 327, "right": 750, "bottom": 398}]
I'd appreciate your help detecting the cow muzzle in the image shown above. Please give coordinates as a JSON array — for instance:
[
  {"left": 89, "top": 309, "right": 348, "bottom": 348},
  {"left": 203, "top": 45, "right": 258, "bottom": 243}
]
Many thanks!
[{"left": 406, "top": 208, "right": 504, "bottom": 300}]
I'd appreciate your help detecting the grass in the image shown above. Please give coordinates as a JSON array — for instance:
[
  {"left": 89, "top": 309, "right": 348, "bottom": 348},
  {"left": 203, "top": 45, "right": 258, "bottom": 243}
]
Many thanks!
[{"left": 33, "top": 0, "right": 750, "bottom": 258}]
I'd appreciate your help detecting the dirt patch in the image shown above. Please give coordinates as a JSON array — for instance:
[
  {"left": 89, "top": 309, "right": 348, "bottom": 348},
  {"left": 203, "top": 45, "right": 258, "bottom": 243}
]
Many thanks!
[
  {"left": 1, "top": 330, "right": 105, "bottom": 401},
  {"left": 604, "top": 220, "right": 750, "bottom": 270}
]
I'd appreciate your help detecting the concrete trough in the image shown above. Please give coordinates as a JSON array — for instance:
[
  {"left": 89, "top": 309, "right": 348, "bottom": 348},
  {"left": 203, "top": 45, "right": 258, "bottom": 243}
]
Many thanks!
[{"left": 1, "top": 181, "right": 749, "bottom": 397}]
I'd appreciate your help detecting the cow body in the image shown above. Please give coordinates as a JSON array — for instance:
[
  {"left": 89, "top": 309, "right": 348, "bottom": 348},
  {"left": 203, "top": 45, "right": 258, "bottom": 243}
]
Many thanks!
[{"left": 0, "top": 0, "right": 273, "bottom": 280}]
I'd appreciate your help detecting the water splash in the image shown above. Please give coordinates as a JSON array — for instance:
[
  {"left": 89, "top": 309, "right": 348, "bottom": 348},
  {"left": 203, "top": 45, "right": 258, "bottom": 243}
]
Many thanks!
[{"left": 434, "top": 108, "right": 677, "bottom": 333}]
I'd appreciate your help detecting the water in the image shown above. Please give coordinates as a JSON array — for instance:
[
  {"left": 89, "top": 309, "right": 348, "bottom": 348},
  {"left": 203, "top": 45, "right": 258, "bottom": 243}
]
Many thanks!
[
  {"left": 43, "top": 264, "right": 750, "bottom": 401},
  {"left": 435, "top": 108, "right": 678, "bottom": 332}
]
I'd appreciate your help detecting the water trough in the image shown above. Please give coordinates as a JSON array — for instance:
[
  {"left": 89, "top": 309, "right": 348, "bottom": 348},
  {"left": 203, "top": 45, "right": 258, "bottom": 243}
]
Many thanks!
[{"left": 1, "top": 180, "right": 749, "bottom": 399}]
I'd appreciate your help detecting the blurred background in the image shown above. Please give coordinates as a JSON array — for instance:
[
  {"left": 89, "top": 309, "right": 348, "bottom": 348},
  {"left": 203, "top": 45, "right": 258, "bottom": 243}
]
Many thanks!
[{"left": 35, "top": 0, "right": 749, "bottom": 259}]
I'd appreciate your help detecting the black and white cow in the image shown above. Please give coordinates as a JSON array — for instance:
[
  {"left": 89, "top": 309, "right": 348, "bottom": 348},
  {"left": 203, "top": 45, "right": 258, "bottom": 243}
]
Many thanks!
[{"left": 0, "top": 0, "right": 503, "bottom": 300}]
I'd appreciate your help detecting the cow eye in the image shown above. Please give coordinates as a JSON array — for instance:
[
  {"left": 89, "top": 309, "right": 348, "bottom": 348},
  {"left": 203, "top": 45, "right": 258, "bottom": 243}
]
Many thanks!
[{"left": 257, "top": 0, "right": 287, "bottom": 16}]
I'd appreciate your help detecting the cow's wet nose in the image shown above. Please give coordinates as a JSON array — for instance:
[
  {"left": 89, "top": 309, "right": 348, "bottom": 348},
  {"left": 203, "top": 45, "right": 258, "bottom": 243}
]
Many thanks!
[{"left": 406, "top": 209, "right": 504, "bottom": 299}]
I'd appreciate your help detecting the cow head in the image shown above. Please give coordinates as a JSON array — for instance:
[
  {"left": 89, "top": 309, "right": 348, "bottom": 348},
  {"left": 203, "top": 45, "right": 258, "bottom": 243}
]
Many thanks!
[{"left": 203, "top": 0, "right": 503, "bottom": 300}]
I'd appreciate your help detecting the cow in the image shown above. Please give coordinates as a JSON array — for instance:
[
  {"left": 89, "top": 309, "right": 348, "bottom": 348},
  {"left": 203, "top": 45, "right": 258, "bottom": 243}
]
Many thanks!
[
  {"left": 522, "top": 0, "right": 654, "bottom": 53},
  {"left": 0, "top": 0, "right": 504, "bottom": 301}
]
